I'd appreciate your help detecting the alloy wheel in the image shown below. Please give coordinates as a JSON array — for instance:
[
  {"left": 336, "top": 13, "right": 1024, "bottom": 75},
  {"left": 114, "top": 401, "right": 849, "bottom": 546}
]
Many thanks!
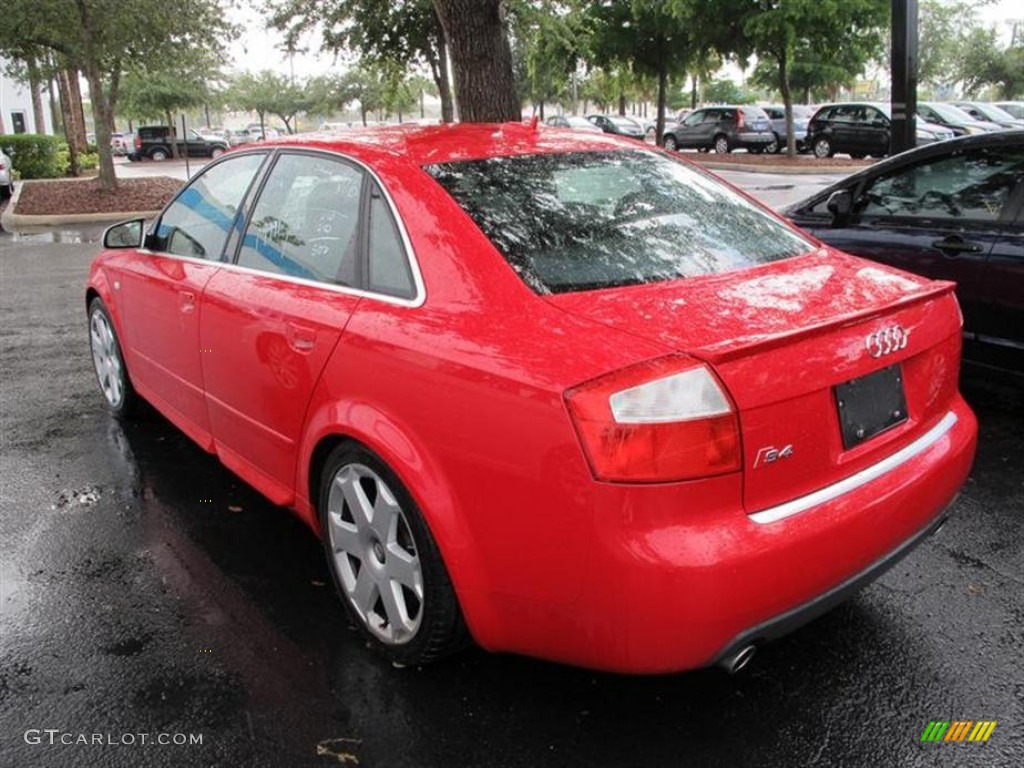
[
  {"left": 90, "top": 309, "right": 124, "bottom": 408},
  {"left": 326, "top": 463, "right": 424, "bottom": 645}
]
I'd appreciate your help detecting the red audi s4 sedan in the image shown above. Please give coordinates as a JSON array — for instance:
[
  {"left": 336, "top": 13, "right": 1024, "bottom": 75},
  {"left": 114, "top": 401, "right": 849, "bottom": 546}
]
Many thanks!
[{"left": 86, "top": 123, "right": 977, "bottom": 674}]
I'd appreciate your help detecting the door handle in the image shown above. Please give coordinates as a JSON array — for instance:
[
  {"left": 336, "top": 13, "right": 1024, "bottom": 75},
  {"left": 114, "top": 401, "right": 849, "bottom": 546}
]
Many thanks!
[
  {"left": 932, "top": 236, "right": 983, "bottom": 255},
  {"left": 179, "top": 291, "right": 196, "bottom": 313},
  {"left": 286, "top": 322, "right": 316, "bottom": 352}
]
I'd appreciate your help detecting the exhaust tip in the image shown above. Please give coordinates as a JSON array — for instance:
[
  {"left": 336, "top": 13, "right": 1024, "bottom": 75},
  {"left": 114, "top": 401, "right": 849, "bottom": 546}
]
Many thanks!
[{"left": 719, "top": 644, "right": 756, "bottom": 674}]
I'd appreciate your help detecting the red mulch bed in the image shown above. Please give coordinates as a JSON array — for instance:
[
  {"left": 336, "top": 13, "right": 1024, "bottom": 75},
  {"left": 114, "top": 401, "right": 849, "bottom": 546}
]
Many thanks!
[
  {"left": 684, "top": 151, "right": 874, "bottom": 169},
  {"left": 15, "top": 177, "right": 182, "bottom": 216}
]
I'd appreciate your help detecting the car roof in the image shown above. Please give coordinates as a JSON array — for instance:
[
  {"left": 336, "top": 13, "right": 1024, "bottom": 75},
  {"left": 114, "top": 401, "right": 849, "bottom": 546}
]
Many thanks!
[{"left": 261, "top": 122, "right": 638, "bottom": 166}]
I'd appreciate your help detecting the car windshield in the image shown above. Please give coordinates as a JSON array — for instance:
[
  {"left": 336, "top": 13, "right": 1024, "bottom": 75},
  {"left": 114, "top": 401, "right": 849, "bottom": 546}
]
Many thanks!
[
  {"left": 973, "top": 103, "right": 1017, "bottom": 122},
  {"left": 427, "top": 150, "right": 813, "bottom": 294},
  {"left": 566, "top": 117, "right": 594, "bottom": 128},
  {"left": 608, "top": 116, "right": 640, "bottom": 128}
]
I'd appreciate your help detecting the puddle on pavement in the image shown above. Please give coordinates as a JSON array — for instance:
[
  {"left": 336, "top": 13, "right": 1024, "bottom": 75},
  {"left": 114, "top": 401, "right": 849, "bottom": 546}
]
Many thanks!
[{"left": 9, "top": 227, "right": 105, "bottom": 244}]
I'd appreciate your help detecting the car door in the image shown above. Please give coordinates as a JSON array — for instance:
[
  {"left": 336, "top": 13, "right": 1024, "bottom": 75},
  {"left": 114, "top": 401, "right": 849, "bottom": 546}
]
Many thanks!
[
  {"left": 861, "top": 106, "right": 891, "bottom": 157},
  {"left": 680, "top": 109, "right": 713, "bottom": 148},
  {"left": 796, "top": 146, "right": 1021, "bottom": 343},
  {"left": 116, "top": 152, "right": 268, "bottom": 447},
  {"left": 973, "top": 176, "right": 1024, "bottom": 369},
  {"left": 199, "top": 151, "right": 385, "bottom": 504}
]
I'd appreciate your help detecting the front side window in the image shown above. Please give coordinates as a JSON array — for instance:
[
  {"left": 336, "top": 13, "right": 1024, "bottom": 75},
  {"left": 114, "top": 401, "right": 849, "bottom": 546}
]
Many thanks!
[
  {"left": 156, "top": 153, "right": 265, "bottom": 259},
  {"left": 237, "top": 153, "right": 364, "bottom": 284},
  {"left": 427, "top": 150, "right": 813, "bottom": 294},
  {"left": 858, "top": 148, "right": 1024, "bottom": 221}
]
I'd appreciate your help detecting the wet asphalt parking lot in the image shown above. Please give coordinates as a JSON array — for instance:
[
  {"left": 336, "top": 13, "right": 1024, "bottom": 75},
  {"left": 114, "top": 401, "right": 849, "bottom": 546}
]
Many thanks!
[{"left": 1, "top": 195, "right": 1022, "bottom": 767}]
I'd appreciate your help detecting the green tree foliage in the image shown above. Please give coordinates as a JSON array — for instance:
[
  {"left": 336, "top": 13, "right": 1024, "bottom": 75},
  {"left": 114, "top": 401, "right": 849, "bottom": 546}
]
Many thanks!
[
  {"left": 702, "top": 78, "right": 756, "bottom": 104},
  {"left": 587, "top": 1, "right": 696, "bottom": 145},
  {"left": 226, "top": 70, "right": 311, "bottom": 134},
  {"left": 723, "top": 0, "right": 888, "bottom": 155},
  {"left": 268, "top": 0, "right": 454, "bottom": 121},
  {"left": 0, "top": 0, "right": 235, "bottom": 191},
  {"left": 508, "top": 0, "right": 588, "bottom": 117}
]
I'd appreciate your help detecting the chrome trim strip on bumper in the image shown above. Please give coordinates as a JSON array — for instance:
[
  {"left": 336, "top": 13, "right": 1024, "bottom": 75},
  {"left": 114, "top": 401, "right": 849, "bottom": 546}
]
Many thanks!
[{"left": 749, "top": 411, "right": 959, "bottom": 525}]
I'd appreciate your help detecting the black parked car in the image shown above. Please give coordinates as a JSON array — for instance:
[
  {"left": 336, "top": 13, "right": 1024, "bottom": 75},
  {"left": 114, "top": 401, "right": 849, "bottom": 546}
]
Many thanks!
[
  {"left": 662, "top": 105, "right": 774, "bottom": 153},
  {"left": 807, "top": 102, "right": 955, "bottom": 159},
  {"left": 762, "top": 104, "right": 814, "bottom": 153},
  {"left": 785, "top": 131, "right": 1024, "bottom": 373},
  {"left": 129, "top": 126, "right": 229, "bottom": 161},
  {"left": 585, "top": 114, "right": 646, "bottom": 139}
]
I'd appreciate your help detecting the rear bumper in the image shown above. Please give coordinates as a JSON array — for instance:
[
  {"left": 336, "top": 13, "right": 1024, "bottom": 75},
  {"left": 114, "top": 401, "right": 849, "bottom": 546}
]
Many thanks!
[
  {"left": 482, "top": 396, "right": 976, "bottom": 673},
  {"left": 709, "top": 508, "right": 950, "bottom": 667}
]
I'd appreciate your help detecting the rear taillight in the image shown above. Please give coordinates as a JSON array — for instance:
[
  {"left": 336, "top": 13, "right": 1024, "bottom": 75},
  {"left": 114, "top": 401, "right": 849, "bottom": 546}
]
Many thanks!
[
  {"left": 565, "top": 357, "right": 741, "bottom": 483},
  {"left": 736, "top": 111, "right": 745, "bottom": 128},
  {"left": 134, "top": 135, "right": 142, "bottom": 149}
]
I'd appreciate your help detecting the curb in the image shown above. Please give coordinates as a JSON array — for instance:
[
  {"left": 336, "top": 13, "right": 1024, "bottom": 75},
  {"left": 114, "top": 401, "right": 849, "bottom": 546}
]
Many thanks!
[
  {"left": 692, "top": 160, "right": 863, "bottom": 175},
  {"left": 1, "top": 181, "right": 158, "bottom": 231}
]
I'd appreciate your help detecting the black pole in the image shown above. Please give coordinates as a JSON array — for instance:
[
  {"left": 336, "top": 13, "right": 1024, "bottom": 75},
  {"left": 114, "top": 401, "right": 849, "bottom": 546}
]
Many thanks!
[
  {"left": 181, "top": 113, "right": 191, "bottom": 180},
  {"left": 891, "top": 0, "right": 918, "bottom": 155}
]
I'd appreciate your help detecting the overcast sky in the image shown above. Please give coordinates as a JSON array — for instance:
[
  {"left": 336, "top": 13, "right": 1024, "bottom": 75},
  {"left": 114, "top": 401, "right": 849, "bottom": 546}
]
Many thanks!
[{"left": 228, "top": 0, "right": 1024, "bottom": 79}]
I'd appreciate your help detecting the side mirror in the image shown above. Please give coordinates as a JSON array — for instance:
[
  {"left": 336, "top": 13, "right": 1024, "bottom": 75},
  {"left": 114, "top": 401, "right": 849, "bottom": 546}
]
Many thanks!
[
  {"left": 103, "top": 218, "right": 145, "bottom": 249},
  {"left": 826, "top": 189, "right": 853, "bottom": 223}
]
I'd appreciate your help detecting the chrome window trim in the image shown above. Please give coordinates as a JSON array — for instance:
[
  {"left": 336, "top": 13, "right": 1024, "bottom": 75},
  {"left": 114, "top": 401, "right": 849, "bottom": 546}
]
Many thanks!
[
  {"left": 142, "top": 146, "right": 426, "bottom": 308},
  {"left": 749, "top": 411, "right": 959, "bottom": 525}
]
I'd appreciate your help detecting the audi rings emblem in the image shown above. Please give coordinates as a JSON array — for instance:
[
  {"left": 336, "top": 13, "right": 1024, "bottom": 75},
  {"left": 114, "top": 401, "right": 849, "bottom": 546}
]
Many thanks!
[{"left": 865, "top": 325, "right": 910, "bottom": 358}]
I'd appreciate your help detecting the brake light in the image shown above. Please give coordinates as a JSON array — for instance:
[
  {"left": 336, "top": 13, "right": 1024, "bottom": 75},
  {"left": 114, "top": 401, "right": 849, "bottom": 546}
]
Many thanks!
[
  {"left": 736, "top": 110, "right": 745, "bottom": 129},
  {"left": 134, "top": 135, "right": 142, "bottom": 149},
  {"left": 565, "top": 357, "right": 741, "bottom": 482}
]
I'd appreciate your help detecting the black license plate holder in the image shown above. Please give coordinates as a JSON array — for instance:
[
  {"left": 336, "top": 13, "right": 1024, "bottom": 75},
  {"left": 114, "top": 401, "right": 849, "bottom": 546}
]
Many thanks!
[{"left": 835, "top": 364, "right": 908, "bottom": 450}]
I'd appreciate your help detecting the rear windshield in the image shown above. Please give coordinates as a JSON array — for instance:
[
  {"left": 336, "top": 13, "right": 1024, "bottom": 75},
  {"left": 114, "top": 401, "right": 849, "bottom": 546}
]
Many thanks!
[{"left": 426, "top": 150, "right": 812, "bottom": 294}]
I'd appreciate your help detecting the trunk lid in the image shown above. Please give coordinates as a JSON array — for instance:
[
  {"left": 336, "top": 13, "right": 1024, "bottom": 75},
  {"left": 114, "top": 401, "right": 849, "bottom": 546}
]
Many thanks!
[{"left": 547, "top": 250, "right": 963, "bottom": 514}]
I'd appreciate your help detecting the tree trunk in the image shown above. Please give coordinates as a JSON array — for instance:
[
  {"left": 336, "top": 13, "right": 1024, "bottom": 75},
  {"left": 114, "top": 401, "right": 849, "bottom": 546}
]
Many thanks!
[
  {"left": 655, "top": 63, "right": 668, "bottom": 147},
  {"left": 433, "top": 0, "right": 519, "bottom": 122},
  {"left": 420, "top": 89, "right": 426, "bottom": 119},
  {"left": 84, "top": 65, "right": 117, "bottom": 191},
  {"left": 777, "top": 52, "right": 796, "bottom": 157},
  {"left": 62, "top": 69, "right": 88, "bottom": 152},
  {"left": 165, "top": 109, "right": 180, "bottom": 158},
  {"left": 691, "top": 75, "right": 698, "bottom": 110},
  {"left": 27, "top": 57, "right": 46, "bottom": 134},
  {"left": 56, "top": 70, "right": 81, "bottom": 177},
  {"left": 618, "top": 92, "right": 626, "bottom": 116},
  {"left": 48, "top": 77, "right": 60, "bottom": 136}
]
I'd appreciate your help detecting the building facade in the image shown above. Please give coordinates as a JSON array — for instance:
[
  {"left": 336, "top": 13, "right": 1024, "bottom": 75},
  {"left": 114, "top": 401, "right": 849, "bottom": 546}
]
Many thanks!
[{"left": 0, "top": 60, "right": 54, "bottom": 135}]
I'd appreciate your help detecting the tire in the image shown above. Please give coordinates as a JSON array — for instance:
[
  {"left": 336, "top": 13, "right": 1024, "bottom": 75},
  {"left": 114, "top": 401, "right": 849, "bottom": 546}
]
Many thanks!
[
  {"left": 765, "top": 133, "right": 780, "bottom": 154},
  {"left": 813, "top": 137, "right": 834, "bottom": 159},
  {"left": 0, "top": 183, "right": 12, "bottom": 200},
  {"left": 210, "top": 147, "right": 225, "bottom": 159},
  {"left": 749, "top": 147, "right": 764, "bottom": 155},
  {"left": 88, "top": 298, "right": 138, "bottom": 417},
  {"left": 663, "top": 134, "right": 678, "bottom": 151},
  {"left": 149, "top": 147, "right": 168, "bottom": 162},
  {"left": 713, "top": 135, "right": 730, "bottom": 154},
  {"left": 850, "top": 153, "right": 866, "bottom": 160},
  {"left": 319, "top": 443, "right": 467, "bottom": 666}
]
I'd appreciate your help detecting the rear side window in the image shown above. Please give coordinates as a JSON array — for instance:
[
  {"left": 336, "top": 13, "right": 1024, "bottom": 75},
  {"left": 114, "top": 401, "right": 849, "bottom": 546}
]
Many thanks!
[
  {"left": 237, "top": 153, "right": 364, "bottom": 284},
  {"left": 427, "top": 150, "right": 812, "bottom": 294}
]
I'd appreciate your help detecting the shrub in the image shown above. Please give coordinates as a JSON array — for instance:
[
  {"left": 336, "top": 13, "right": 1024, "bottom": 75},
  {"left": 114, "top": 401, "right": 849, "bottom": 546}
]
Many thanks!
[{"left": 1, "top": 134, "right": 64, "bottom": 179}]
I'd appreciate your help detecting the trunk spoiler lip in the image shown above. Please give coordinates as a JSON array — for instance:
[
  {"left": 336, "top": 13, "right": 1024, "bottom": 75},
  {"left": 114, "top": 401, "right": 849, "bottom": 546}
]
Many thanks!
[{"left": 692, "top": 279, "right": 956, "bottom": 364}]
